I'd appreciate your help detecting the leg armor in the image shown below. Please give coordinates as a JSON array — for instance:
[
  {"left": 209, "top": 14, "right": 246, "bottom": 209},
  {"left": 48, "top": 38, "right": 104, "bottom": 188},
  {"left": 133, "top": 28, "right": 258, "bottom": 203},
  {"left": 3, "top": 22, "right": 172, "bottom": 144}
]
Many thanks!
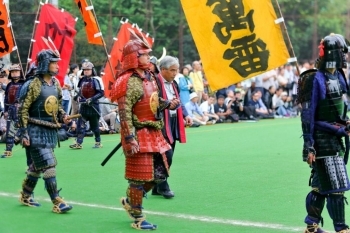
[
  {"left": 327, "top": 193, "right": 349, "bottom": 232},
  {"left": 305, "top": 190, "right": 326, "bottom": 225},
  {"left": 121, "top": 182, "right": 157, "bottom": 230},
  {"left": 20, "top": 169, "right": 41, "bottom": 207},
  {"left": 304, "top": 190, "right": 328, "bottom": 233},
  {"left": 1, "top": 120, "right": 16, "bottom": 158},
  {"left": 30, "top": 148, "right": 57, "bottom": 170},
  {"left": 5, "top": 136, "right": 14, "bottom": 152},
  {"left": 43, "top": 168, "right": 72, "bottom": 213},
  {"left": 75, "top": 117, "right": 86, "bottom": 145}
]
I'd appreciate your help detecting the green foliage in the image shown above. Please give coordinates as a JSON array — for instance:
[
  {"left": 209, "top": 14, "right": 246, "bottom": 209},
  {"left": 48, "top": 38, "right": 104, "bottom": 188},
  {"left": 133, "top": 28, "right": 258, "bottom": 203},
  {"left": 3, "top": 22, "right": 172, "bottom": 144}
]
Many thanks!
[{"left": 8, "top": 0, "right": 350, "bottom": 71}]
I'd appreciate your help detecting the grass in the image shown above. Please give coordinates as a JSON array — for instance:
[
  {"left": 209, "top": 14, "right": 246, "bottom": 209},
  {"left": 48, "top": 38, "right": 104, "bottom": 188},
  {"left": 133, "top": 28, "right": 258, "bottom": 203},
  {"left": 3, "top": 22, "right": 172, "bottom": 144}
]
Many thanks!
[{"left": 0, "top": 118, "right": 346, "bottom": 233}]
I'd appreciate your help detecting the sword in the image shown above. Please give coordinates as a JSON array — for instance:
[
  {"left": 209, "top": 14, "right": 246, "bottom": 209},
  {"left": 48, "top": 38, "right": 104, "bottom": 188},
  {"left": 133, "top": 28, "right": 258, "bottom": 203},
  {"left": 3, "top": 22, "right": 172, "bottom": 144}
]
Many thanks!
[
  {"left": 98, "top": 102, "right": 118, "bottom": 106},
  {"left": 101, "top": 142, "right": 122, "bottom": 166}
]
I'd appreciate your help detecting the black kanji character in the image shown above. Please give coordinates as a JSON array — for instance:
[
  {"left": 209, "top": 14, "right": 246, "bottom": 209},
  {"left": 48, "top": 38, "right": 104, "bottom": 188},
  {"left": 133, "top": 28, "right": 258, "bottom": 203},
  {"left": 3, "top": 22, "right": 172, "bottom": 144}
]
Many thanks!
[
  {"left": 207, "top": 0, "right": 255, "bottom": 44},
  {"left": 45, "top": 20, "right": 74, "bottom": 54},
  {"left": 223, "top": 33, "right": 269, "bottom": 77},
  {"left": 0, "top": 17, "right": 10, "bottom": 53}
]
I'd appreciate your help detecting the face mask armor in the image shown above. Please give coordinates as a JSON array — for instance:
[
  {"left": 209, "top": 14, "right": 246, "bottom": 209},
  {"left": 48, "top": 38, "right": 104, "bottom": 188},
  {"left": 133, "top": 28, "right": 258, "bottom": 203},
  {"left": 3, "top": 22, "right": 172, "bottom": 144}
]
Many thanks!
[
  {"left": 8, "top": 64, "right": 24, "bottom": 80},
  {"left": 316, "top": 34, "right": 349, "bottom": 70},
  {"left": 35, "top": 49, "right": 60, "bottom": 76}
]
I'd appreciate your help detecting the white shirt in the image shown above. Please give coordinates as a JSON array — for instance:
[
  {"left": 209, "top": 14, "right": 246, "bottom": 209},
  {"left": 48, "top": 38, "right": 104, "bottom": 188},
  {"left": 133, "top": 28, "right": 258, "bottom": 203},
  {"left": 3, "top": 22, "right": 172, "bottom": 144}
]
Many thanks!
[{"left": 200, "top": 101, "right": 215, "bottom": 114}]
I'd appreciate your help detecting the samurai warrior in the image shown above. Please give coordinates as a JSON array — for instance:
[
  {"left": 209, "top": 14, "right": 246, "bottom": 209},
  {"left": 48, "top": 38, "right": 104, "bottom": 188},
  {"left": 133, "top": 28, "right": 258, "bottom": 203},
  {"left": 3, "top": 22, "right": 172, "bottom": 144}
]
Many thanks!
[
  {"left": 298, "top": 33, "right": 350, "bottom": 233},
  {"left": 1, "top": 64, "right": 25, "bottom": 158},
  {"left": 110, "top": 36, "right": 179, "bottom": 230},
  {"left": 17, "top": 49, "right": 72, "bottom": 213},
  {"left": 69, "top": 61, "right": 104, "bottom": 149}
]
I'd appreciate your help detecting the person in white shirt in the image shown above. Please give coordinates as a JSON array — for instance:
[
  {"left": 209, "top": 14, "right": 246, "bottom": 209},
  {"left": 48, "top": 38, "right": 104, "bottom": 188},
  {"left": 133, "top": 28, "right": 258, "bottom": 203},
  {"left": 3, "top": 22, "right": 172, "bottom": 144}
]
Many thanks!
[{"left": 200, "top": 95, "right": 219, "bottom": 123}]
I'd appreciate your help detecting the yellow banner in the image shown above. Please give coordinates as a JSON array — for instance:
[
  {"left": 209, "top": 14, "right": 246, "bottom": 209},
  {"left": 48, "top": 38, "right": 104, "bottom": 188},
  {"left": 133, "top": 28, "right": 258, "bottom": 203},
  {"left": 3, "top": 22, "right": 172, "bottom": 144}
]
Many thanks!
[{"left": 181, "top": 0, "right": 290, "bottom": 91}]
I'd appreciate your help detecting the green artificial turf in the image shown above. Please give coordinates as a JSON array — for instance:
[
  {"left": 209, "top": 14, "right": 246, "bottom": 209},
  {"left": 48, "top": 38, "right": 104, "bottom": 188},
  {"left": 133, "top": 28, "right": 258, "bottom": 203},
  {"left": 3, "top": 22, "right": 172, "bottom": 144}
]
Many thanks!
[{"left": 0, "top": 118, "right": 346, "bottom": 232}]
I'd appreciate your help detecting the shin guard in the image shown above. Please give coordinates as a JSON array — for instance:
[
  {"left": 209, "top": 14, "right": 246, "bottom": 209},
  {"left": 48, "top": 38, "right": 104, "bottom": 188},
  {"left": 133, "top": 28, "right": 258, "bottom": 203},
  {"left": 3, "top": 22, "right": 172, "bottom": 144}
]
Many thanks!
[
  {"left": 44, "top": 177, "right": 58, "bottom": 200},
  {"left": 22, "top": 175, "right": 39, "bottom": 194},
  {"left": 327, "top": 194, "right": 349, "bottom": 232},
  {"left": 305, "top": 191, "right": 326, "bottom": 225},
  {"left": 127, "top": 183, "right": 144, "bottom": 216},
  {"left": 5, "top": 136, "right": 14, "bottom": 151}
]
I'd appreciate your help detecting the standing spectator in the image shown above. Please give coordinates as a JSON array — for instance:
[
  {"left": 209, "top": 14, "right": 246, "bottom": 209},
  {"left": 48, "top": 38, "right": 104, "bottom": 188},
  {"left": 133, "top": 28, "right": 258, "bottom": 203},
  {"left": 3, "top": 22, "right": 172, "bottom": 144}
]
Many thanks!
[
  {"left": 200, "top": 95, "right": 219, "bottom": 123},
  {"left": 17, "top": 49, "right": 72, "bottom": 213},
  {"left": 69, "top": 62, "right": 104, "bottom": 149},
  {"left": 178, "top": 66, "right": 193, "bottom": 105},
  {"left": 62, "top": 67, "right": 72, "bottom": 113},
  {"left": 69, "top": 64, "right": 79, "bottom": 115},
  {"left": 185, "top": 92, "right": 209, "bottom": 125},
  {"left": 261, "top": 69, "right": 278, "bottom": 93},
  {"left": 189, "top": 60, "right": 204, "bottom": 103},
  {"left": 99, "top": 96, "right": 118, "bottom": 134},
  {"left": 153, "top": 55, "right": 192, "bottom": 199}
]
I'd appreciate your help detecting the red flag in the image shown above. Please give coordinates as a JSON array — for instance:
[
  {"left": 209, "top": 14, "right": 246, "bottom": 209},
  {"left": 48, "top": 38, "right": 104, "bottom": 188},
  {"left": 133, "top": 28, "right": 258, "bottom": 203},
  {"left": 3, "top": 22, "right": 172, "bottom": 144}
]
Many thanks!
[
  {"left": 102, "top": 22, "right": 153, "bottom": 98},
  {"left": 74, "top": 0, "right": 103, "bottom": 45},
  {"left": 0, "top": 1, "right": 15, "bottom": 57},
  {"left": 30, "top": 4, "right": 76, "bottom": 85}
]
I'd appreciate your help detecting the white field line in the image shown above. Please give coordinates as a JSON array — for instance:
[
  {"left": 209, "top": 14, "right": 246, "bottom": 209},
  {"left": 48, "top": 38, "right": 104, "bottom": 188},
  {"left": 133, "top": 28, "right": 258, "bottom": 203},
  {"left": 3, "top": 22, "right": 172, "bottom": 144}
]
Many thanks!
[{"left": 0, "top": 191, "right": 309, "bottom": 232}]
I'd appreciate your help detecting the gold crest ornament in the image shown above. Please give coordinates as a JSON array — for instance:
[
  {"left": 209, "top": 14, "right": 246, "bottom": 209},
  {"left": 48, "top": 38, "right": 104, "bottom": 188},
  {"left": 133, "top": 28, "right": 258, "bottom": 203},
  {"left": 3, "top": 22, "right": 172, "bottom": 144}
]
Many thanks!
[
  {"left": 149, "top": 92, "right": 159, "bottom": 114},
  {"left": 44, "top": 95, "right": 59, "bottom": 115}
]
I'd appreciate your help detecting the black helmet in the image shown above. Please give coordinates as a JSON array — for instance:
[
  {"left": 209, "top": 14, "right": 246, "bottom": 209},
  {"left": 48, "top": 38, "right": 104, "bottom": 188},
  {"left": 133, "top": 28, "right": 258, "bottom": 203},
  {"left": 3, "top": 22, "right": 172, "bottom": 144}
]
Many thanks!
[
  {"left": 35, "top": 49, "right": 60, "bottom": 76},
  {"left": 25, "top": 61, "right": 37, "bottom": 79},
  {"left": 317, "top": 33, "right": 349, "bottom": 69}
]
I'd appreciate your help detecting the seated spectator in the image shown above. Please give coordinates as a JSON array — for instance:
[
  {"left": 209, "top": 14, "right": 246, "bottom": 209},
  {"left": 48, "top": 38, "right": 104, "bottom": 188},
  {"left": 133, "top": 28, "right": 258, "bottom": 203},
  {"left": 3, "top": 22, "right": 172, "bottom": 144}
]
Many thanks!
[
  {"left": 99, "top": 96, "right": 118, "bottom": 134},
  {"left": 280, "top": 92, "right": 297, "bottom": 117},
  {"left": 185, "top": 92, "right": 209, "bottom": 125},
  {"left": 247, "top": 90, "right": 274, "bottom": 119},
  {"left": 262, "top": 85, "right": 276, "bottom": 110},
  {"left": 200, "top": 95, "right": 219, "bottom": 123},
  {"left": 214, "top": 95, "right": 238, "bottom": 123},
  {"left": 230, "top": 91, "right": 257, "bottom": 121},
  {"left": 99, "top": 117, "right": 110, "bottom": 134},
  {"left": 272, "top": 87, "right": 284, "bottom": 115},
  {"left": 224, "top": 90, "right": 235, "bottom": 107}
]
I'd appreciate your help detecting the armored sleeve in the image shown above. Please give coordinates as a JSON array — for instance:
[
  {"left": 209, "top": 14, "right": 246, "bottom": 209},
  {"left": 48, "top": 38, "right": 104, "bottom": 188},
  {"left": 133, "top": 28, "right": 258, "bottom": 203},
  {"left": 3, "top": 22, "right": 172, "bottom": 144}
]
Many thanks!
[
  {"left": 301, "top": 76, "right": 320, "bottom": 148},
  {"left": 3, "top": 83, "right": 9, "bottom": 112},
  {"left": 18, "top": 78, "right": 41, "bottom": 128},
  {"left": 54, "top": 78, "right": 67, "bottom": 121},
  {"left": 118, "top": 76, "right": 143, "bottom": 140},
  {"left": 91, "top": 78, "right": 104, "bottom": 101}
]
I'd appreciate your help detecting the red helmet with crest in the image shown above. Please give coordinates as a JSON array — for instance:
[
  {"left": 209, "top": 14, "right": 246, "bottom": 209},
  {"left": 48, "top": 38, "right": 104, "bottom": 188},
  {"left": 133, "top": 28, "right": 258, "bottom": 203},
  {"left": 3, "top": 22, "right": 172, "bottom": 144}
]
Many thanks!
[{"left": 121, "top": 29, "right": 152, "bottom": 72}]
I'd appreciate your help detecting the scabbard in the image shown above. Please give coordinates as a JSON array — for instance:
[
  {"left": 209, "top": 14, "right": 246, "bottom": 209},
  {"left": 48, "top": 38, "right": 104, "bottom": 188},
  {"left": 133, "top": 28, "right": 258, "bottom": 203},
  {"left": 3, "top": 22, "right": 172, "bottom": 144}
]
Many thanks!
[{"left": 101, "top": 142, "right": 122, "bottom": 166}]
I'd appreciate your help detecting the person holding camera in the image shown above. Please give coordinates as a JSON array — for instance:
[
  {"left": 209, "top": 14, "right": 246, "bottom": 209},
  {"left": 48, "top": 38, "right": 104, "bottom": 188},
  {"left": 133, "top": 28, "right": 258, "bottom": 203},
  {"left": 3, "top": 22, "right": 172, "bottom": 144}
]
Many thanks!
[{"left": 230, "top": 91, "right": 257, "bottom": 121}]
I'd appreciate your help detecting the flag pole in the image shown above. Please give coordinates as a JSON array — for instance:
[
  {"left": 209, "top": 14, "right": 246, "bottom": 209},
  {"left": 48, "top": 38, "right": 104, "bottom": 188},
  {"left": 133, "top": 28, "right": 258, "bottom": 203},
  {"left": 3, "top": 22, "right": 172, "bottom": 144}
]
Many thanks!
[
  {"left": 25, "top": 1, "right": 44, "bottom": 73},
  {"left": 274, "top": 0, "right": 300, "bottom": 75},
  {"left": 88, "top": 0, "right": 115, "bottom": 79},
  {"left": 4, "top": 1, "right": 23, "bottom": 75},
  {"left": 100, "top": 17, "right": 126, "bottom": 79}
]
